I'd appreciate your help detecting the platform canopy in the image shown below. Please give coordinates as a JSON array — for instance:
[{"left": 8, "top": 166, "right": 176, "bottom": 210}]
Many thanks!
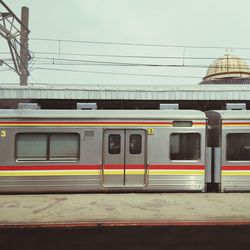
[{"left": 1, "top": 83, "right": 250, "bottom": 101}]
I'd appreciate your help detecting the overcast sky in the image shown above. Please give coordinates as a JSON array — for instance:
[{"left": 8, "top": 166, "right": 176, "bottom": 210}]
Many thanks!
[{"left": 1, "top": 0, "right": 250, "bottom": 86}]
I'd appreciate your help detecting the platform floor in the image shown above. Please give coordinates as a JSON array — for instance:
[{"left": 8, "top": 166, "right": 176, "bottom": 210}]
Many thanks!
[{"left": 0, "top": 193, "right": 250, "bottom": 227}]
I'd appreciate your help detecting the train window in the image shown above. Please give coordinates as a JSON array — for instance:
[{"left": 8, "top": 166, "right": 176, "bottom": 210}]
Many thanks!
[
  {"left": 16, "top": 134, "right": 47, "bottom": 160},
  {"left": 227, "top": 133, "right": 250, "bottom": 161},
  {"left": 108, "top": 134, "right": 121, "bottom": 154},
  {"left": 170, "top": 133, "right": 200, "bottom": 160},
  {"left": 129, "top": 134, "right": 142, "bottom": 154},
  {"left": 16, "top": 133, "right": 80, "bottom": 161},
  {"left": 50, "top": 134, "right": 79, "bottom": 160}
]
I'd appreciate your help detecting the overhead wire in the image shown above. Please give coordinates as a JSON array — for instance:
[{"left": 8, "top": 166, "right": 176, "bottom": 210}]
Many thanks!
[
  {"left": 21, "top": 52, "right": 227, "bottom": 60},
  {"left": 4, "top": 51, "right": 250, "bottom": 62},
  {"left": 0, "top": 68, "right": 11, "bottom": 72},
  {"left": 31, "top": 56, "right": 250, "bottom": 70},
  {"left": 33, "top": 67, "right": 201, "bottom": 79},
  {"left": 30, "top": 37, "right": 250, "bottom": 50},
  {"left": 3, "top": 37, "right": 250, "bottom": 79}
]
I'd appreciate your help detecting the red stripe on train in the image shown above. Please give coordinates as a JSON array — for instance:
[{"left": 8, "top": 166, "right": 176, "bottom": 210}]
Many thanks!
[
  {"left": 0, "top": 164, "right": 205, "bottom": 171},
  {"left": 0, "top": 121, "right": 171, "bottom": 125},
  {"left": 103, "top": 165, "right": 204, "bottom": 170},
  {"left": 223, "top": 122, "right": 250, "bottom": 125},
  {"left": 149, "top": 165, "right": 205, "bottom": 170},
  {"left": 222, "top": 166, "right": 250, "bottom": 170},
  {"left": 0, "top": 165, "right": 100, "bottom": 171},
  {"left": 0, "top": 121, "right": 205, "bottom": 125},
  {"left": 103, "top": 164, "right": 145, "bottom": 170}
]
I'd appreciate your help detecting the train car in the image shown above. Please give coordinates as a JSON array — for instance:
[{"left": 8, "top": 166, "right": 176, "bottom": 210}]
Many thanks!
[
  {"left": 0, "top": 109, "right": 207, "bottom": 193},
  {"left": 206, "top": 110, "right": 250, "bottom": 192}
]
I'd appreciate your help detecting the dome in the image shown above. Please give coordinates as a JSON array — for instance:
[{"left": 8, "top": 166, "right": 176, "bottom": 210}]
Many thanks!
[{"left": 203, "top": 54, "right": 250, "bottom": 80}]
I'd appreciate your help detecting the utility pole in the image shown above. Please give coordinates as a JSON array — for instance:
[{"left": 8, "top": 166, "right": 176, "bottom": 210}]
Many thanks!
[
  {"left": 19, "top": 7, "right": 29, "bottom": 85},
  {"left": 0, "top": 0, "right": 30, "bottom": 85}
]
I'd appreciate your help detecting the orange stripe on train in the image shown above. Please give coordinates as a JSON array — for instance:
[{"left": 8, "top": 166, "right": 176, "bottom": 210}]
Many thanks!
[
  {"left": 0, "top": 164, "right": 205, "bottom": 171},
  {"left": 0, "top": 121, "right": 206, "bottom": 127}
]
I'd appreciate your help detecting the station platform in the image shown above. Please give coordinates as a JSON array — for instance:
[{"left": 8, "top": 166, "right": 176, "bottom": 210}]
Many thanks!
[{"left": 0, "top": 193, "right": 250, "bottom": 228}]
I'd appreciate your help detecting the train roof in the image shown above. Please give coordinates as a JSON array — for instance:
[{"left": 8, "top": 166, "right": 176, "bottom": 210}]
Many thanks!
[
  {"left": 0, "top": 109, "right": 206, "bottom": 120},
  {"left": 209, "top": 110, "right": 250, "bottom": 120}
]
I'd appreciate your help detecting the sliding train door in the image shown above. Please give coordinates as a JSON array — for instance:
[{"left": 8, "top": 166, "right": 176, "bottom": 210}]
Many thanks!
[{"left": 103, "top": 129, "right": 146, "bottom": 187}]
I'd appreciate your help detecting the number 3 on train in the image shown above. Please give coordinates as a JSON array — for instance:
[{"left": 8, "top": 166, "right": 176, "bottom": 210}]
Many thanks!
[{"left": 0, "top": 130, "right": 6, "bottom": 138}]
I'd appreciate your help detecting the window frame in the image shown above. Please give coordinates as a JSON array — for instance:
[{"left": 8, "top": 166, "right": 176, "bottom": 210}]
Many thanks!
[
  {"left": 226, "top": 133, "right": 250, "bottom": 161},
  {"left": 15, "top": 132, "right": 80, "bottom": 162},
  {"left": 129, "top": 134, "right": 142, "bottom": 155},
  {"left": 108, "top": 134, "right": 121, "bottom": 155},
  {"left": 169, "top": 132, "right": 201, "bottom": 161}
]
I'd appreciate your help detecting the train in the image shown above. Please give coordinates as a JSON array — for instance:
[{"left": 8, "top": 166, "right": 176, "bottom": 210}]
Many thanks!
[{"left": 0, "top": 108, "right": 250, "bottom": 193}]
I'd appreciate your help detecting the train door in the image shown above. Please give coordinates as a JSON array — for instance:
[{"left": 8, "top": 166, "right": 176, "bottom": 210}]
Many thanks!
[{"left": 103, "top": 129, "right": 146, "bottom": 187}]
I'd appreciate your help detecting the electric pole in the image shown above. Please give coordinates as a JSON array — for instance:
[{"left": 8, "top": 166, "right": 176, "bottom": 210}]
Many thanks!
[
  {"left": 0, "top": 0, "right": 30, "bottom": 85},
  {"left": 19, "top": 7, "right": 29, "bottom": 85}
]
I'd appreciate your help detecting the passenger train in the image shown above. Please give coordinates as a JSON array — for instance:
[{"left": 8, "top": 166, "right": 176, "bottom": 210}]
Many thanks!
[{"left": 0, "top": 108, "right": 250, "bottom": 193}]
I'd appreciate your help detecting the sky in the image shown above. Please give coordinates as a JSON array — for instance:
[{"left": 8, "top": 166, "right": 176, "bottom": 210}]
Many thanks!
[{"left": 1, "top": 0, "right": 250, "bottom": 86}]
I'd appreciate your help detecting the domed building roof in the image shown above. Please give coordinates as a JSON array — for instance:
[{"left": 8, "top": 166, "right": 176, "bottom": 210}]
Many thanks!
[{"left": 203, "top": 54, "right": 250, "bottom": 80}]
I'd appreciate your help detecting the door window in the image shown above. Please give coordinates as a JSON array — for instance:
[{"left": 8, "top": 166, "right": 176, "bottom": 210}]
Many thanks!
[
  {"left": 108, "top": 134, "right": 121, "bottom": 154},
  {"left": 129, "top": 134, "right": 142, "bottom": 154}
]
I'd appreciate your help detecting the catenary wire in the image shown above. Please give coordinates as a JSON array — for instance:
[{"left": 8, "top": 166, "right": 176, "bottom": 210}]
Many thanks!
[
  {"left": 31, "top": 56, "right": 249, "bottom": 70},
  {"left": 3, "top": 51, "right": 250, "bottom": 61},
  {"left": 30, "top": 37, "right": 250, "bottom": 50},
  {"left": 33, "top": 67, "right": 201, "bottom": 79}
]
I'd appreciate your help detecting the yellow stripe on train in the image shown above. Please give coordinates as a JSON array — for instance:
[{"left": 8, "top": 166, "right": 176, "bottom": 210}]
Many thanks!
[
  {"left": 149, "top": 170, "right": 204, "bottom": 175},
  {"left": 0, "top": 170, "right": 205, "bottom": 176},
  {"left": 222, "top": 171, "right": 250, "bottom": 176},
  {"left": 104, "top": 170, "right": 145, "bottom": 175},
  {"left": 222, "top": 124, "right": 250, "bottom": 127}
]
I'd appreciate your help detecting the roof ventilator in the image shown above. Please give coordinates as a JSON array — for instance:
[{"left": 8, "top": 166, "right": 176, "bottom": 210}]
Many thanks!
[
  {"left": 18, "top": 103, "right": 40, "bottom": 109},
  {"left": 160, "top": 104, "right": 179, "bottom": 110},
  {"left": 226, "top": 103, "right": 246, "bottom": 110},
  {"left": 77, "top": 103, "right": 97, "bottom": 110}
]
